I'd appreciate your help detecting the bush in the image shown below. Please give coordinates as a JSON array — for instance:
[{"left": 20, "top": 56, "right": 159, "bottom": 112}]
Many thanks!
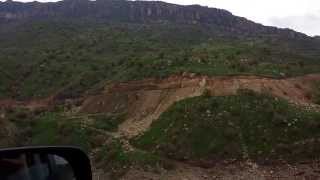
[
  {"left": 313, "top": 82, "right": 320, "bottom": 105},
  {"left": 31, "top": 112, "right": 92, "bottom": 151},
  {"left": 134, "top": 91, "right": 320, "bottom": 164},
  {"left": 2, "top": 22, "right": 320, "bottom": 99},
  {"left": 95, "top": 139, "right": 172, "bottom": 179},
  {"left": 90, "top": 113, "right": 126, "bottom": 132}
]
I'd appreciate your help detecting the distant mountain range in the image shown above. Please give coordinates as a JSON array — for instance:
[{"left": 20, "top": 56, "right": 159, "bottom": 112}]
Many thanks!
[
  {"left": 0, "top": 0, "right": 312, "bottom": 39},
  {"left": 0, "top": 0, "right": 320, "bottom": 99}
]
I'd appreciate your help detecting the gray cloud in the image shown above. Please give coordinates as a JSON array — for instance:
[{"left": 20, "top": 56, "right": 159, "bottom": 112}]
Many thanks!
[{"left": 268, "top": 13, "right": 320, "bottom": 36}]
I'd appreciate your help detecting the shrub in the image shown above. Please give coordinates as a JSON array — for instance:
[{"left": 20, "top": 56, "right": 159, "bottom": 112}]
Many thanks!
[
  {"left": 95, "top": 139, "right": 173, "bottom": 179},
  {"left": 31, "top": 112, "right": 92, "bottom": 151},
  {"left": 90, "top": 113, "right": 126, "bottom": 132},
  {"left": 134, "top": 91, "right": 320, "bottom": 164},
  {"left": 313, "top": 82, "right": 320, "bottom": 105}
]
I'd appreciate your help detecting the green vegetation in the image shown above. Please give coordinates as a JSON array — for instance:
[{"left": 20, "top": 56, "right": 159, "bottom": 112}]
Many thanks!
[
  {"left": 30, "top": 112, "right": 93, "bottom": 151},
  {"left": 1, "top": 109, "right": 124, "bottom": 152},
  {"left": 0, "top": 108, "right": 36, "bottom": 147},
  {"left": 29, "top": 112, "right": 128, "bottom": 151},
  {"left": 134, "top": 90, "right": 320, "bottom": 163},
  {"left": 1, "top": 10, "right": 320, "bottom": 176},
  {"left": 313, "top": 82, "right": 320, "bottom": 105},
  {"left": 2, "top": 108, "right": 171, "bottom": 179},
  {"left": 0, "top": 102, "right": 132, "bottom": 151},
  {"left": 95, "top": 138, "right": 173, "bottom": 179},
  {"left": 89, "top": 113, "right": 126, "bottom": 132},
  {"left": 1, "top": 22, "right": 320, "bottom": 99}
]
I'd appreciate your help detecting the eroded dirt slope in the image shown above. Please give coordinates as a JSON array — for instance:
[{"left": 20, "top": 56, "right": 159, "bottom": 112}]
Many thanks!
[
  {"left": 2, "top": 74, "right": 320, "bottom": 180},
  {"left": 80, "top": 74, "right": 320, "bottom": 138}
]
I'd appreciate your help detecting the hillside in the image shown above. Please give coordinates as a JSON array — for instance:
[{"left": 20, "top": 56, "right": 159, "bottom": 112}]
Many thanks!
[
  {"left": 2, "top": 74, "right": 320, "bottom": 179},
  {"left": 135, "top": 91, "right": 320, "bottom": 163},
  {"left": 81, "top": 74, "right": 320, "bottom": 138},
  {"left": 0, "top": 0, "right": 310, "bottom": 37},
  {"left": 0, "top": 0, "right": 320, "bottom": 99},
  {"left": 1, "top": 0, "right": 320, "bottom": 179}
]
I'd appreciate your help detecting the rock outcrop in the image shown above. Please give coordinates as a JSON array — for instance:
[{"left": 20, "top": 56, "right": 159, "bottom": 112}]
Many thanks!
[{"left": 0, "top": 0, "right": 310, "bottom": 39}]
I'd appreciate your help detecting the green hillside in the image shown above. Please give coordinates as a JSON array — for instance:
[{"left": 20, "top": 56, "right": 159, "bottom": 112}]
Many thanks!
[
  {"left": 1, "top": 1, "right": 320, "bottom": 178},
  {"left": 1, "top": 22, "right": 320, "bottom": 99},
  {"left": 134, "top": 90, "right": 320, "bottom": 163}
]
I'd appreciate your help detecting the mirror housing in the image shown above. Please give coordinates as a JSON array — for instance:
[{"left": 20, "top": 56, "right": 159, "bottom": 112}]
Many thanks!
[{"left": 0, "top": 146, "right": 92, "bottom": 180}]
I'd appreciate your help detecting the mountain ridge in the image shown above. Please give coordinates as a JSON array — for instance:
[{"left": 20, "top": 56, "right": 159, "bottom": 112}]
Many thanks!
[
  {"left": 2, "top": 1, "right": 320, "bottom": 179},
  {"left": 0, "top": 0, "right": 311, "bottom": 40},
  {"left": 0, "top": 0, "right": 320, "bottom": 100}
]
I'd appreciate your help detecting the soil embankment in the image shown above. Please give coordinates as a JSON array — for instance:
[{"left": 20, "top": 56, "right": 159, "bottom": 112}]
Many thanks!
[{"left": 81, "top": 74, "right": 320, "bottom": 138}]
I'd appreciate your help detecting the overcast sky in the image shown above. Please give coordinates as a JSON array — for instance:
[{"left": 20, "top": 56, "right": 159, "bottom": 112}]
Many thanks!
[
  {"left": 3, "top": 0, "right": 320, "bottom": 36},
  {"left": 161, "top": 0, "right": 320, "bottom": 36}
]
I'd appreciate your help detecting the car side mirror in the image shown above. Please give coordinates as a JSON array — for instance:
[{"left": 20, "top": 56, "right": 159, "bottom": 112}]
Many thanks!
[{"left": 0, "top": 146, "right": 92, "bottom": 180}]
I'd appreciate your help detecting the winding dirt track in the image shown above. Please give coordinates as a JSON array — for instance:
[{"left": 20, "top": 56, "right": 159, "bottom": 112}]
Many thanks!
[{"left": 80, "top": 74, "right": 320, "bottom": 138}]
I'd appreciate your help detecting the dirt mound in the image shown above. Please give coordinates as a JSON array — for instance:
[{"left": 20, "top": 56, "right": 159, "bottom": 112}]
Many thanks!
[{"left": 80, "top": 74, "right": 320, "bottom": 138}]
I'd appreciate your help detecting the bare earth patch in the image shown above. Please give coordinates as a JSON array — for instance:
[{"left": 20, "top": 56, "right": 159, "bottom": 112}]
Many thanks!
[
  {"left": 81, "top": 74, "right": 320, "bottom": 139},
  {"left": 92, "top": 160, "right": 320, "bottom": 180}
]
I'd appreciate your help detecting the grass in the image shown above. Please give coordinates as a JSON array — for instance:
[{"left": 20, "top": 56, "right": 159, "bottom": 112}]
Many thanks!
[
  {"left": 4, "top": 108, "right": 171, "bottom": 179},
  {"left": 1, "top": 22, "right": 320, "bottom": 99},
  {"left": 89, "top": 113, "right": 126, "bottom": 132},
  {"left": 29, "top": 111, "right": 125, "bottom": 152},
  {"left": 0, "top": 71, "right": 12, "bottom": 98},
  {"left": 0, "top": 108, "right": 37, "bottom": 147},
  {"left": 95, "top": 138, "right": 174, "bottom": 179},
  {"left": 30, "top": 112, "right": 93, "bottom": 151},
  {"left": 313, "top": 82, "right": 320, "bottom": 105},
  {"left": 2, "top": 108, "right": 127, "bottom": 151},
  {"left": 134, "top": 90, "right": 320, "bottom": 164}
]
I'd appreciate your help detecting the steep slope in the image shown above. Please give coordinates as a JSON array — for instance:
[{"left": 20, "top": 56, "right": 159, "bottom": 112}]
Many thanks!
[
  {"left": 85, "top": 75, "right": 320, "bottom": 179},
  {"left": 0, "top": 0, "right": 320, "bottom": 100},
  {"left": 134, "top": 92, "right": 320, "bottom": 161},
  {"left": 0, "top": 0, "right": 310, "bottom": 39},
  {"left": 0, "top": 23, "right": 320, "bottom": 99},
  {"left": 81, "top": 74, "right": 320, "bottom": 138},
  {"left": 1, "top": 1, "right": 320, "bottom": 179}
]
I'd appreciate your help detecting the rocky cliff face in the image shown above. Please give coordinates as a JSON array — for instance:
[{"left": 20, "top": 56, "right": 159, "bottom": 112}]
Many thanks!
[{"left": 0, "top": 0, "right": 310, "bottom": 39}]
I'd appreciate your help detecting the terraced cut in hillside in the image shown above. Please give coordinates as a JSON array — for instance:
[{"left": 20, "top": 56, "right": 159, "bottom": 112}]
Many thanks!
[
  {"left": 2, "top": 0, "right": 320, "bottom": 179},
  {"left": 85, "top": 74, "right": 320, "bottom": 180},
  {"left": 134, "top": 91, "right": 320, "bottom": 164},
  {"left": 2, "top": 74, "right": 320, "bottom": 180},
  {"left": 81, "top": 74, "right": 320, "bottom": 138}
]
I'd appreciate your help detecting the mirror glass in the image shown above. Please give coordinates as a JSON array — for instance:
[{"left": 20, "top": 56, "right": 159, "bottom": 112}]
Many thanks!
[{"left": 0, "top": 153, "right": 75, "bottom": 180}]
